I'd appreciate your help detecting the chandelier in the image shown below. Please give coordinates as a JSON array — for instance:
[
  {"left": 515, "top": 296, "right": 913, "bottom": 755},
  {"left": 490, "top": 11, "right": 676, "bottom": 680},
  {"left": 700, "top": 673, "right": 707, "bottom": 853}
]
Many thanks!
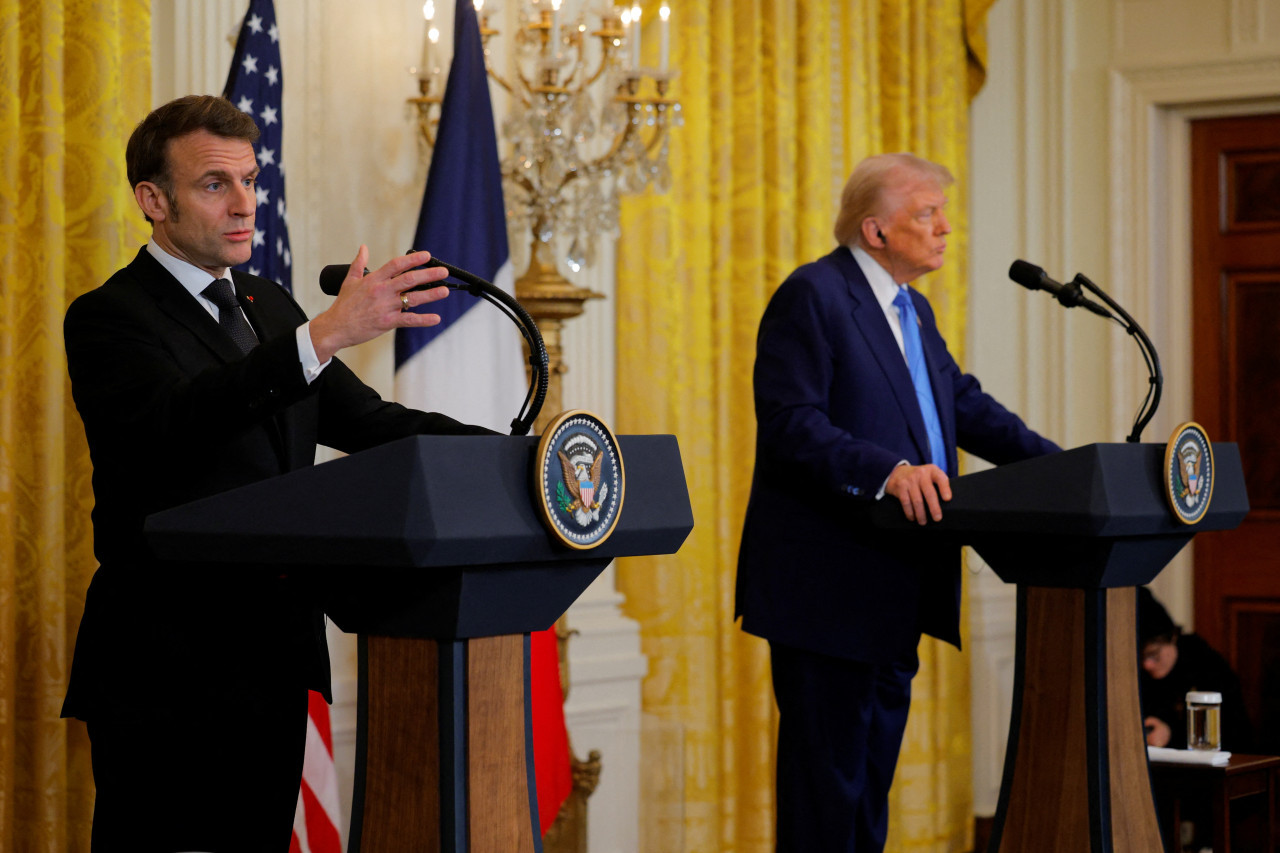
[{"left": 410, "top": 0, "right": 680, "bottom": 279}]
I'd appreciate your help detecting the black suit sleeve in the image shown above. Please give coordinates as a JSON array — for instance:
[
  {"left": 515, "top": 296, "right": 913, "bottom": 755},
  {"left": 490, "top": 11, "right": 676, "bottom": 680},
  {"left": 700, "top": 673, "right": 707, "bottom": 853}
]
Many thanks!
[{"left": 314, "top": 357, "right": 495, "bottom": 453}]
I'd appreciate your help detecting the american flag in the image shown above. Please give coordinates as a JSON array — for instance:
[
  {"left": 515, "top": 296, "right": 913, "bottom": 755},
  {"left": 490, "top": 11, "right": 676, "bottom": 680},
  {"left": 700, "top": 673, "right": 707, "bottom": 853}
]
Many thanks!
[
  {"left": 223, "top": 0, "right": 292, "bottom": 291},
  {"left": 223, "top": 3, "right": 340, "bottom": 849},
  {"left": 289, "top": 691, "right": 343, "bottom": 853}
]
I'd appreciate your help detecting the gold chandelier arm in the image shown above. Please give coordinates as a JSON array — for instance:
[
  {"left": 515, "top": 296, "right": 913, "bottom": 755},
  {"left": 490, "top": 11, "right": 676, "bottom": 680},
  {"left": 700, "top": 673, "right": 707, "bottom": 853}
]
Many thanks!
[
  {"left": 584, "top": 119, "right": 633, "bottom": 171},
  {"left": 407, "top": 95, "right": 440, "bottom": 148},
  {"left": 642, "top": 116, "right": 670, "bottom": 155},
  {"left": 503, "top": 166, "right": 538, "bottom": 198},
  {"left": 581, "top": 55, "right": 615, "bottom": 89},
  {"left": 486, "top": 66, "right": 520, "bottom": 99}
]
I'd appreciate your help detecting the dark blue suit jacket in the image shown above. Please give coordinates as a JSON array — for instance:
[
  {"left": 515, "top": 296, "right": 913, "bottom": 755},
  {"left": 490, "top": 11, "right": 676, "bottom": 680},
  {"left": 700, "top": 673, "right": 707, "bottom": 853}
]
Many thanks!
[{"left": 736, "top": 247, "right": 1059, "bottom": 664}]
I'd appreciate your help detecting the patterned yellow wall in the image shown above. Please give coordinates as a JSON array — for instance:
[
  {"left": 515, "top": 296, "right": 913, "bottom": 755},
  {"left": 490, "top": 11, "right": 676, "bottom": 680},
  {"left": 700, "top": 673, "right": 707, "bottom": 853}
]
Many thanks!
[{"left": 0, "top": 1, "right": 150, "bottom": 849}]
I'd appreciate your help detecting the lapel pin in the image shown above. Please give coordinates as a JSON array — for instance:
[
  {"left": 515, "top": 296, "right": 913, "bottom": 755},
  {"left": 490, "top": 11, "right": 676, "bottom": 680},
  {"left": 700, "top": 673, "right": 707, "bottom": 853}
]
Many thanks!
[{"left": 245, "top": 295, "right": 255, "bottom": 302}]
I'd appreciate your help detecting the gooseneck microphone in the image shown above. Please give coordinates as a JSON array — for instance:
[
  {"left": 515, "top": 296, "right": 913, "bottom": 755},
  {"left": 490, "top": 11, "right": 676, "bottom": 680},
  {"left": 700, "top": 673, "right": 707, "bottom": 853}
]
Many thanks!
[
  {"left": 319, "top": 257, "right": 549, "bottom": 437},
  {"left": 1007, "top": 260, "right": 1112, "bottom": 318},
  {"left": 1008, "top": 259, "right": 1163, "bottom": 442}
]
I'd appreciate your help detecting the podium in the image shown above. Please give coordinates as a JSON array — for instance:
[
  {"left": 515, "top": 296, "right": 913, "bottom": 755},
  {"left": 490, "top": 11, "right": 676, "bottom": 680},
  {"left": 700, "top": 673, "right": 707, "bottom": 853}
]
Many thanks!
[
  {"left": 873, "top": 442, "right": 1249, "bottom": 852},
  {"left": 146, "top": 434, "right": 693, "bottom": 853}
]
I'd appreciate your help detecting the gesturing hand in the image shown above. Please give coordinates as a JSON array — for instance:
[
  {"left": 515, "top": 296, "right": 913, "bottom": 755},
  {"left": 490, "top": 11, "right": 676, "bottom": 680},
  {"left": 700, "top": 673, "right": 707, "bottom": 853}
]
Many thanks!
[
  {"left": 309, "top": 245, "right": 452, "bottom": 363},
  {"left": 885, "top": 463, "right": 951, "bottom": 525}
]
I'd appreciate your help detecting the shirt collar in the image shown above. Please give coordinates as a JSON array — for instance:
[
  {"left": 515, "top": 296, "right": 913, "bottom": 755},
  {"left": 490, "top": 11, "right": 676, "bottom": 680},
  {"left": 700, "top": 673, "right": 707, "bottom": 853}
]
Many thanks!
[
  {"left": 147, "top": 239, "right": 234, "bottom": 302},
  {"left": 849, "top": 245, "right": 904, "bottom": 314}
]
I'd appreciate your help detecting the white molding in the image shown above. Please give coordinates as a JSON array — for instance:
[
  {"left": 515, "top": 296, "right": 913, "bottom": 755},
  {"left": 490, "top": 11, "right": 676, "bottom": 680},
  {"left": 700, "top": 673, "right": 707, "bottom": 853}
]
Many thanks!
[
  {"left": 1109, "top": 57, "right": 1280, "bottom": 628},
  {"left": 966, "top": 0, "right": 1069, "bottom": 814},
  {"left": 966, "top": 556, "right": 1017, "bottom": 815}
]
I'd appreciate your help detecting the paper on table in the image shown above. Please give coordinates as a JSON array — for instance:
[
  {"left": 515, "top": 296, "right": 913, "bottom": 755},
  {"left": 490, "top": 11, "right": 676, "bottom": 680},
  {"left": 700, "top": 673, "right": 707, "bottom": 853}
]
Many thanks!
[{"left": 1147, "top": 746, "right": 1231, "bottom": 766}]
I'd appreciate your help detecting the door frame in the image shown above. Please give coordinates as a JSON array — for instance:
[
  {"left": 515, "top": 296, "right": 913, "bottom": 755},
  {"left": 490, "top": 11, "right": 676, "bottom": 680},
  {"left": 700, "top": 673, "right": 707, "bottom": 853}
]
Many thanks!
[{"left": 1109, "top": 58, "right": 1280, "bottom": 630}]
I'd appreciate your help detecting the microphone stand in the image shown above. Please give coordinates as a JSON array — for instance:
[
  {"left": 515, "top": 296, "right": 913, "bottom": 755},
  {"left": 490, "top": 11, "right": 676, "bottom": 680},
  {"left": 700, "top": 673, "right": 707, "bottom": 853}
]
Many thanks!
[
  {"left": 408, "top": 256, "right": 550, "bottom": 437},
  {"left": 1071, "top": 273, "right": 1163, "bottom": 443}
]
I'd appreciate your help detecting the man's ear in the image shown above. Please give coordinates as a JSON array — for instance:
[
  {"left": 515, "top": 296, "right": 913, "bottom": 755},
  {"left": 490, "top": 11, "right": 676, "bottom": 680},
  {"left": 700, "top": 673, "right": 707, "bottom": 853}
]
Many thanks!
[
  {"left": 135, "top": 181, "right": 169, "bottom": 222},
  {"left": 861, "top": 218, "right": 886, "bottom": 249}
]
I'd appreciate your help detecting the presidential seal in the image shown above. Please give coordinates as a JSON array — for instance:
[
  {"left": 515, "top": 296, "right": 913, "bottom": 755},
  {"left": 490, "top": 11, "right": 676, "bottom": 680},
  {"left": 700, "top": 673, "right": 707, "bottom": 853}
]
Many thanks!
[
  {"left": 1164, "top": 422, "right": 1214, "bottom": 525},
  {"left": 535, "top": 410, "right": 625, "bottom": 549}
]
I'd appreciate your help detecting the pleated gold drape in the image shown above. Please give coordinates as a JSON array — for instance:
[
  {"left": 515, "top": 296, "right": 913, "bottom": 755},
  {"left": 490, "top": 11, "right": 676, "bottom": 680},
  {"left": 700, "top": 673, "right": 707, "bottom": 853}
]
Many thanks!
[
  {"left": 615, "top": 1, "right": 995, "bottom": 850},
  {"left": 0, "top": 1, "right": 150, "bottom": 849}
]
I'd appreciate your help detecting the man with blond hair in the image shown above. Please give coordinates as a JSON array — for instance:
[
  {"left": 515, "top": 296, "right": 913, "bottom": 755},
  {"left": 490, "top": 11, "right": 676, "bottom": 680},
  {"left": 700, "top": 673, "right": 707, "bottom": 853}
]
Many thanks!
[{"left": 736, "top": 153, "right": 1059, "bottom": 851}]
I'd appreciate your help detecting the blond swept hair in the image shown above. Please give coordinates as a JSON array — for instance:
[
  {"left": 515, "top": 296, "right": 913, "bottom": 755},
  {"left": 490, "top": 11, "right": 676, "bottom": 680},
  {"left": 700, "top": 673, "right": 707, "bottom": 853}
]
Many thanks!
[{"left": 833, "top": 153, "right": 954, "bottom": 248}]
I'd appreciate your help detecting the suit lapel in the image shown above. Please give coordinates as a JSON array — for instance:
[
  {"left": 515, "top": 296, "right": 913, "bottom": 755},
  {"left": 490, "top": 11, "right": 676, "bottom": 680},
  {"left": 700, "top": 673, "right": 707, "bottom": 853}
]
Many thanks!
[
  {"left": 128, "top": 249, "right": 247, "bottom": 364},
  {"left": 126, "top": 249, "right": 291, "bottom": 464},
  {"left": 829, "top": 248, "right": 933, "bottom": 465},
  {"left": 232, "top": 272, "right": 299, "bottom": 466},
  {"left": 234, "top": 273, "right": 291, "bottom": 343}
]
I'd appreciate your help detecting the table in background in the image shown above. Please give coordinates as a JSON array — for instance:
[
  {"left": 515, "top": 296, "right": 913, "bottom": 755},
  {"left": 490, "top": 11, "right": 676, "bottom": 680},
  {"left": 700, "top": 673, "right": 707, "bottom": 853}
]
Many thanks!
[{"left": 1148, "top": 753, "right": 1280, "bottom": 852}]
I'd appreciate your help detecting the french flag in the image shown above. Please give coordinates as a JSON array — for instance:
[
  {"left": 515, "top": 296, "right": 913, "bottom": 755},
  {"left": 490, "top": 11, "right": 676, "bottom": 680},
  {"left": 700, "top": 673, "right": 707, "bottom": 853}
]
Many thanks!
[
  {"left": 392, "top": 0, "right": 573, "bottom": 836},
  {"left": 393, "top": 0, "right": 524, "bottom": 433}
]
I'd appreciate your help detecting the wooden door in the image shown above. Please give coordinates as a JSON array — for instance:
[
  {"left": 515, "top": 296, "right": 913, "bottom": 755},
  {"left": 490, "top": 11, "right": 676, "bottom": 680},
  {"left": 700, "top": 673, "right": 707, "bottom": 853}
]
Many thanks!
[{"left": 1190, "top": 112, "right": 1280, "bottom": 753}]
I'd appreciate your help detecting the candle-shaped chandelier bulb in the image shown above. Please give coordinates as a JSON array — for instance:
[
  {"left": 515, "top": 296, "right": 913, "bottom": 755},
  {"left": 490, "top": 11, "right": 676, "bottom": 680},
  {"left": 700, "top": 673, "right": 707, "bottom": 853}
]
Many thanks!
[
  {"left": 419, "top": 1, "right": 438, "bottom": 81},
  {"left": 629, "top": 3, "right": 642, "bottom": 69},
  {"left": 658, "top": 3, "right": 670, "bottom": 71}
]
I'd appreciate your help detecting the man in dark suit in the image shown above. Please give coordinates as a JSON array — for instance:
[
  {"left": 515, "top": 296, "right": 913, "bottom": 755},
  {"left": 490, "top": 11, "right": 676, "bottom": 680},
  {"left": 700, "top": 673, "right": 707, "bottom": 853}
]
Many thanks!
[
  {"left": 62, "top": 94, "right": 489, "bottom": 851},
  {"left": 736, "top": 153, "right": 1060, "bottom": 852}
]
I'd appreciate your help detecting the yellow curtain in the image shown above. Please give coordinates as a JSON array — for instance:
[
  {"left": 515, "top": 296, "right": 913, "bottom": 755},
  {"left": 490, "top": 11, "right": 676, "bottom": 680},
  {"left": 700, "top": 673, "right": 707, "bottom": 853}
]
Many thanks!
[
  {"left": 615, "top": 0, "right": 995, "bottom": 850},
  {"left": 0, "top": 1, "right": 150, "bottom": 849}
]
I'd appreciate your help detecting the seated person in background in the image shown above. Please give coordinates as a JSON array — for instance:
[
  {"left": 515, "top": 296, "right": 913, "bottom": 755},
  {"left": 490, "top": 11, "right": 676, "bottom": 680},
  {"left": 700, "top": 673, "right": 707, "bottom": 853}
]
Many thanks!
[{"left": 1138, "top": 585, "right": 1254, "bottom": 751}]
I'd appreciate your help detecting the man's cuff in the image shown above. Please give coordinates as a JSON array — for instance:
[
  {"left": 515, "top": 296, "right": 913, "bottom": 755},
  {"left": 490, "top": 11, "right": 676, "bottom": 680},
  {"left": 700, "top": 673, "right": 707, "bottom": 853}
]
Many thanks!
[{"left": 296, "top": 322, "right": 332, "bottom": 384}]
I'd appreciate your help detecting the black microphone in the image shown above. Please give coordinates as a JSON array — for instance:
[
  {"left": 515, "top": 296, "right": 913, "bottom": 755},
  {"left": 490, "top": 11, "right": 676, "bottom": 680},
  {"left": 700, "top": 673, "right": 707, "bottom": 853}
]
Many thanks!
[
  {"left": 319, "top": 258, "right": 501, "bottom": 298},
  {"left": 318, "top": 264, "right": 353, "bottom": 296},
  {"left": 1008, "top": 260, "right": 1111, "bottom": 318}
]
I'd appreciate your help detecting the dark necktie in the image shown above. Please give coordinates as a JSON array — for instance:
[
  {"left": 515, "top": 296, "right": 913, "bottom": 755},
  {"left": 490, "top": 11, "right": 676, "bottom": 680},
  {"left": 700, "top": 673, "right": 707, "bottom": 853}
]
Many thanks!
[
  {"left": 201, "top": 279, "right": 259, "bottom": 354},
  {"left": 893, "top": 287, "right": 948, "bottom": 474}
]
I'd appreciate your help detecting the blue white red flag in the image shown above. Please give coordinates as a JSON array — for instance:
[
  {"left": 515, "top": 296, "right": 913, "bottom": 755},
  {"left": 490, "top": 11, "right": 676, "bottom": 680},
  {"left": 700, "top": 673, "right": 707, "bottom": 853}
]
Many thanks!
[
  {"left": 392, "top": 1, "right": 571, "bottom": 835},
  {"left": 392, "top": 0, "right": 524, "bottom": 432},
  {"left": 223, "top": 0, "right": 292, "bottom": 291}
]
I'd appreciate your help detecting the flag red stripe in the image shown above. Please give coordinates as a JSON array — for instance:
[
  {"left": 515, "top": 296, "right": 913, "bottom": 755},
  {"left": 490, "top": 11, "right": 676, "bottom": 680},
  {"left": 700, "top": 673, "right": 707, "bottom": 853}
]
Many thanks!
[
  {"left": 530, "top": 627, "right": 572, "bottom": 834},
  {"left": 301, "top": 779, "right": 343, "bottom": 851}
]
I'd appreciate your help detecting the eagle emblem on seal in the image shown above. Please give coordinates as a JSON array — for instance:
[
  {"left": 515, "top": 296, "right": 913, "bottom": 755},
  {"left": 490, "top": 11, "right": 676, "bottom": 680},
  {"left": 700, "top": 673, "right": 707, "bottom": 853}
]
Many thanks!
[
  {"left": 1164, "top": 422, "right": 1214, "bottom": 525},
  {"left": 1173, "top": 441, "right": 1204, "bottom": 507},
  {"left": 556, "top": 435, "right": 609, "bottom": 526},
  {"left": 535, "top": 410, "right": 625, "bottom": 549}
]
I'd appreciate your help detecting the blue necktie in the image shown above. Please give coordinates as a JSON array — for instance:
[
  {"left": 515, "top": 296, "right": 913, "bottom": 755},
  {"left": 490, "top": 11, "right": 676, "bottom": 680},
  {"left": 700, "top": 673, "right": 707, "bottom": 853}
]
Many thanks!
[{"left": 893, "top": 287, "right": 948, "bottom": 474}]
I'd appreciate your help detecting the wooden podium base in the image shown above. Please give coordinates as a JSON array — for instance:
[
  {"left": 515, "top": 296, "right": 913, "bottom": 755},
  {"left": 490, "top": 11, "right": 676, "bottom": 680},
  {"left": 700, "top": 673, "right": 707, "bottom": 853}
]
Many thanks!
[
  {"left": 349, "top": 634, "right": 541, "bottom": 853},
  {"left": 989, "top": 586, "right": 1163, "bottom": 852}
]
